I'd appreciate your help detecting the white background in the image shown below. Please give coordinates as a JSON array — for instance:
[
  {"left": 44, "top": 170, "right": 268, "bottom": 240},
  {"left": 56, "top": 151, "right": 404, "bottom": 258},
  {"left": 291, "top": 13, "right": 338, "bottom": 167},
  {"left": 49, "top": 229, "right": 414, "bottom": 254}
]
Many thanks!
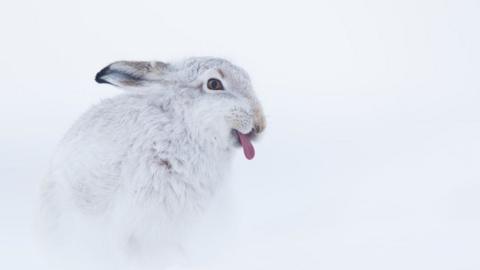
[{"left": 1, "top": 0, "right": 480, "bottom": 269}]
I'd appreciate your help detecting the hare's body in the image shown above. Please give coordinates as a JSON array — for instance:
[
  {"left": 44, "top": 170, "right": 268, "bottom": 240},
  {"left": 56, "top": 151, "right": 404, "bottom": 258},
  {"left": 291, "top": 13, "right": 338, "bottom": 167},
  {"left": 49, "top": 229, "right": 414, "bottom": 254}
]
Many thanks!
[{"left": 40, "top": 58, "right": 265, "bottom": 257}]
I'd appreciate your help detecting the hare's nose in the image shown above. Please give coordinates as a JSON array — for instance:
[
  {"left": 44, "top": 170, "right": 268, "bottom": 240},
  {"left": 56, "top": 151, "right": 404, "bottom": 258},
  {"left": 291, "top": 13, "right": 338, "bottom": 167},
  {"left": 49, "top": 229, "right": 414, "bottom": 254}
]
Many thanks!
[
  {"left": 253, "top": 115, "right": 266, "bottom": 134},
  {"left": 254, "top": 122, "right": 265, "bottom": 134},
  {"left": 252, "top": 101, "right": 266, "bottom": 134}
]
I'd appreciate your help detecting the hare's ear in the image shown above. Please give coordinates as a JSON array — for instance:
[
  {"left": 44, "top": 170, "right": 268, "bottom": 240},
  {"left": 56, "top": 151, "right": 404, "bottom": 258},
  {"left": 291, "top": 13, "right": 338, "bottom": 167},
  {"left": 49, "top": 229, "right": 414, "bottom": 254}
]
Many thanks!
[{"left": 95, "top": 61, "right": 168, "bottom": 88}]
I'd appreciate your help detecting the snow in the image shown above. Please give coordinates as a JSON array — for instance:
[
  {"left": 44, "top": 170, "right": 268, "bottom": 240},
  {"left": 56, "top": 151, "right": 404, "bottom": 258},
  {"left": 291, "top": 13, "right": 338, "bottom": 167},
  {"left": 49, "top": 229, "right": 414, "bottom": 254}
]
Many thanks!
[{"left": 1, "top": 0, "right": 480, "bottom": 269}]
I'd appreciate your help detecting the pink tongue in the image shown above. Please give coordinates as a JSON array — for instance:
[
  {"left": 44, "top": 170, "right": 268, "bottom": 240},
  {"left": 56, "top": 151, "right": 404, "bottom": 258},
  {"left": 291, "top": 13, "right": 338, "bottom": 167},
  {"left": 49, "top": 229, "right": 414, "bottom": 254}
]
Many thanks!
[{"left": 236, "top": 131, "right": 255, "bottom": 160}]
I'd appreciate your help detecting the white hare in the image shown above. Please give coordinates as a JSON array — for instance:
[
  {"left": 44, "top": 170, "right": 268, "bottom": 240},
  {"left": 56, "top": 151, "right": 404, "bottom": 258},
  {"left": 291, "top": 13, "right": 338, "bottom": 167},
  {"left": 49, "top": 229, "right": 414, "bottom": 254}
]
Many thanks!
[{"left": 40, "top": 57, "right": 266, "bottom": 262}]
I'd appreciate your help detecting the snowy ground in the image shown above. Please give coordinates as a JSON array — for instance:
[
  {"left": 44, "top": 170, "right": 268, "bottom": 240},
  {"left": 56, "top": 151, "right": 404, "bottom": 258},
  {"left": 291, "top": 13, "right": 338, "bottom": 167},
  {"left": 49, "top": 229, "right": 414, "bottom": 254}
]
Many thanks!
[{"left": 1, "top": 0, "right": 480, "bottom": 269}]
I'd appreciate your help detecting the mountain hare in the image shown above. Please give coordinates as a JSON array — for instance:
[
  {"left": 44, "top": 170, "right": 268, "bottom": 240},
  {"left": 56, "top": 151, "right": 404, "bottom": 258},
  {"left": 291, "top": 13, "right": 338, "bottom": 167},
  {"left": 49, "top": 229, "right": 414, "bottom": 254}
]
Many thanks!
[{"left": 40, "top": 57, "right": 266, "bottom": 262}]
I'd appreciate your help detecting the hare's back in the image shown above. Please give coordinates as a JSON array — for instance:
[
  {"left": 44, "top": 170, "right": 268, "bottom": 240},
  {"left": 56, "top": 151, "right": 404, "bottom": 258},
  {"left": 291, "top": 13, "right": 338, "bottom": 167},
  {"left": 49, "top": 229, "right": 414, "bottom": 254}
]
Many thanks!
[{"left": 49, "top": 95, "right": 171, "bottom": 212}]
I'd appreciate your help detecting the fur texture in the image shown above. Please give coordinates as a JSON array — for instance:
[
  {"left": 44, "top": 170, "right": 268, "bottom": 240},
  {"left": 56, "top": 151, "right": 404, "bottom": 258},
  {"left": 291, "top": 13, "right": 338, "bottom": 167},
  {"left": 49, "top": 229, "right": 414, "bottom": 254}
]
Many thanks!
[{"left": 40, "top": 57, "right": 265, "bottom": 259}]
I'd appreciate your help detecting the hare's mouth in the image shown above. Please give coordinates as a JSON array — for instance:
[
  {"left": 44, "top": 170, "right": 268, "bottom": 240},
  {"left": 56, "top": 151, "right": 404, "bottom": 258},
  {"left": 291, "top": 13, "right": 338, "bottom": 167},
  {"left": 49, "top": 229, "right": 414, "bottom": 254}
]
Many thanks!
[{"left": 231, "top": 129, "right": 256, "bottom": 160}]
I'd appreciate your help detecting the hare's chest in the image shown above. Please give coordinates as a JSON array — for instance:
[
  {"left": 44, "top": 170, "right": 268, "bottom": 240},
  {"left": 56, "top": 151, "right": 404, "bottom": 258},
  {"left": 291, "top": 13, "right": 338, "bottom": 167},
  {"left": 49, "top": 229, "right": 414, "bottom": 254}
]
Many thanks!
[{"left": 138, "top": 136, "right": 232, "bottom": 214}]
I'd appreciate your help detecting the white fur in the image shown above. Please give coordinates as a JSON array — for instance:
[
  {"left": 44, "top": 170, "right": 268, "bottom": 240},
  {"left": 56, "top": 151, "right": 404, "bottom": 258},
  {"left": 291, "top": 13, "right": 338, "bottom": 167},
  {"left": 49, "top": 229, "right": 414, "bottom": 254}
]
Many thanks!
[{"left": 40, "top": 57, "right": 265, "bottom": 263}]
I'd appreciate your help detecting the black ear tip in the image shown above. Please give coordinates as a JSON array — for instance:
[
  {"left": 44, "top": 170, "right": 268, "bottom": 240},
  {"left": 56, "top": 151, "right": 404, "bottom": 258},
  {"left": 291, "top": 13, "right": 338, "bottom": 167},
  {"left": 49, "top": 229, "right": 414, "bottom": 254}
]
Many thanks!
[{"left": 95, "top": 66, "right": 111, "bottom": 84}]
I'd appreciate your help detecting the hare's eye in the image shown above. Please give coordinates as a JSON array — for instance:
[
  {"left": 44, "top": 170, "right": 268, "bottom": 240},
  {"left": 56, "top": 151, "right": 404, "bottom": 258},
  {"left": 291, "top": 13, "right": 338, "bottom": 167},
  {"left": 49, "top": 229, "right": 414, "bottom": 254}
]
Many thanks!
[{"left": 207, "top": 78, "right": 224, "bottom": 91}]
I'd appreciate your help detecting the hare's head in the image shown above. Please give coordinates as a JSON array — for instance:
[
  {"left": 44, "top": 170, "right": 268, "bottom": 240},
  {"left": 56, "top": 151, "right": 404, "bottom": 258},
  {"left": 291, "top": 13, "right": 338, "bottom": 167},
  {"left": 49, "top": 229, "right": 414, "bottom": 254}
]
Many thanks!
[{"left": 95, "top": 57, "right": 266, "bottom": 160}]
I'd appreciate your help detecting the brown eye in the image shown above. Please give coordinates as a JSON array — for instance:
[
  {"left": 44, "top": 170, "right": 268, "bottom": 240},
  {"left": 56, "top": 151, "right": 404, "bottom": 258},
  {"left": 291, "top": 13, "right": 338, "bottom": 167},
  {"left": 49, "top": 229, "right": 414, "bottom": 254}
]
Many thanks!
[{"left": 207, "top": 78, "right": 224, "bottom": 90}]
